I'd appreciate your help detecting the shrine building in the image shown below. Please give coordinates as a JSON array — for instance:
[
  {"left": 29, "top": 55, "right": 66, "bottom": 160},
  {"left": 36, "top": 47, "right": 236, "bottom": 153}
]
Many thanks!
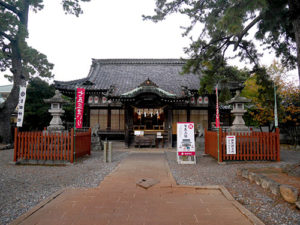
[{"left": 55, "top": 59, "right": 218, "bottom": 147}]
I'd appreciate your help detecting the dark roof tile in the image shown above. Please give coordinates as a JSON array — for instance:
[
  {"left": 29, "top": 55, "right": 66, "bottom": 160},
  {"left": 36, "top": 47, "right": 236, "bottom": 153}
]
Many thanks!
[{"left": 55, "top": 59, "right": 201, "bottom": 97}]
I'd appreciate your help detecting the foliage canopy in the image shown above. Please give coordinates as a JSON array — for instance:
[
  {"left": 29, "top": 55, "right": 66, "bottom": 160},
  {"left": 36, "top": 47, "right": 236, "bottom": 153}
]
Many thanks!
[
  {"left": 144, "top": 0, "right": 300, "bottom": 83},
  {"left": 0, "top": 0, "right": 90, "bottom": 143}
]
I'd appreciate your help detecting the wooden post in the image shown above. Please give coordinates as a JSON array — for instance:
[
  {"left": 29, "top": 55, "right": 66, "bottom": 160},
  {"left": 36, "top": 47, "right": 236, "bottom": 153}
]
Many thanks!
[
  {"left": 13, "top": 127, "right": 18, "bottom": 162},
  {"left": 276, "top": 128, "right": 280, "bottom": 161},
  {"left": 71, "top": 128, "right": 74, "bottom": 163}
]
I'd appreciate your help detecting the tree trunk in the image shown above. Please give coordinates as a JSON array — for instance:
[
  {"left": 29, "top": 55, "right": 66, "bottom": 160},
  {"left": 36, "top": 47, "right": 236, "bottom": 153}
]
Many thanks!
[
  {"left": 0, "top": 41, "right": 26, "bottom": 143},
  {"left": 0, "top": 1, "right": 29, "bottom": 143},
  {"left": 288, "top": 0, "right": 300, "bottom": 86}
]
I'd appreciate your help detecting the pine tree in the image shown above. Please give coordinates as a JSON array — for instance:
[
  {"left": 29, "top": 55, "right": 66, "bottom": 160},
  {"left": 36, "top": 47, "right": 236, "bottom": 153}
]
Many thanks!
[{"left": 0, "top": 0, "right": 90, "bottom": 143}]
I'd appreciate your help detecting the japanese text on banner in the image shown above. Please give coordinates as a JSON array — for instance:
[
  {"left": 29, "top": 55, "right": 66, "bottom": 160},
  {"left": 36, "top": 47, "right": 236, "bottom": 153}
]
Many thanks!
[
  {"left": 75, "top": 88, "right": 85, "bottom": 128},
  {"left": 17, "top": 86, "right": 27, "bottom": 127}
]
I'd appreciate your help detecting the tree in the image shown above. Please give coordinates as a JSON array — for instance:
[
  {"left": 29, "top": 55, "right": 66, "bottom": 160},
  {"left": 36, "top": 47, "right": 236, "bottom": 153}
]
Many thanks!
[
  {"left": 23, "top": 77, "right": 55, "bottom": 130},
  {"left": 196, "top": 54, "right": 249, "bottom": 101},
  {"left": 241, "top": 70, "right": 280, "bottom": 131},
  {"left": 242, "top": 62, "right": 300, "bottom": 144},
  {"left": 23, "top": 77, "right": 75, "bottom": 131},
  {"left": 0, "top": 0, "right": 90, "bottom": 143},
  {"left": 144, "top": 0, "right": 300, "bottom": 84}
]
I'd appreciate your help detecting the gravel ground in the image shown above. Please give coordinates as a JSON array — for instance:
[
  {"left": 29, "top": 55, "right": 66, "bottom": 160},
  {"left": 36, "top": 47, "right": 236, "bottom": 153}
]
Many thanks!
[
  {"left": 1, "top": 143, "right": 300, "bottom": 225},
  {"left": 166, "top": 148, "right": 300, "bottom": 225},
  {"left": 0, "top": 149, "right": 129, "bottom": 225}
]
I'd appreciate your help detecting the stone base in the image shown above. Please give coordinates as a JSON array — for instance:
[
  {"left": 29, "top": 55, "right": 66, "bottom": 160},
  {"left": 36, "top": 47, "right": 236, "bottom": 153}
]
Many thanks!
[
  {"left": 47, "top": 125, "right": 65, "bottom": 132},
  {"left": 229, "top": 126, "right": 250, "bottom": 134}
]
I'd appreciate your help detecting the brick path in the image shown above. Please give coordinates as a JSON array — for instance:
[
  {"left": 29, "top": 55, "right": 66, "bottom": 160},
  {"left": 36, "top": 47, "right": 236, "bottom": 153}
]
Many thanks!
[{"left": 12, "top": 152, "right": 263, "bottom": 225}]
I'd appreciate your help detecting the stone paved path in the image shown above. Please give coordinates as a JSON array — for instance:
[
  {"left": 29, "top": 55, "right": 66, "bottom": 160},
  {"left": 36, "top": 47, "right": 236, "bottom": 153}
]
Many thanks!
[{"left": 12, "top": 152, "right": 263, "bottom": 225}]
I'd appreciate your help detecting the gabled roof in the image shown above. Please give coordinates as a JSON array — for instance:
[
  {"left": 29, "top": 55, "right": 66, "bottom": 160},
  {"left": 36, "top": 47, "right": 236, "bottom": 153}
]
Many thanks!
[{"left": 55, "top": 59, "right": 201, "bottom": 98}]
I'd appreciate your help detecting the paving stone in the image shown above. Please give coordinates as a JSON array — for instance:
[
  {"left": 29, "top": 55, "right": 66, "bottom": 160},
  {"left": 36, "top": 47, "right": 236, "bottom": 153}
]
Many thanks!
[
  {"left": 261, "top": 177, "right": 272, "bottom": 189},
  {"left": 280, "top": 184, "right": 299, "bottom": 203},
  {"left": 248, "top": 172, "right": 256, "bottom": 183},
  {"left": 269, "top": 181, "right": 280, "bottom": 196},
  {"left": 11, "top": 153, "right": 260, "bottom": 225},
  {"left": 241, "top": 169, "right": 249, "bottom": 179},
  {"left": 295, "top": 201, "right": 300, "bottom": 210},
  {"left": 136, "top": 178, "right": 160, "bottom": 189},
  {"left": 254, "top": 174, "right": 264, "bottom": 186}
]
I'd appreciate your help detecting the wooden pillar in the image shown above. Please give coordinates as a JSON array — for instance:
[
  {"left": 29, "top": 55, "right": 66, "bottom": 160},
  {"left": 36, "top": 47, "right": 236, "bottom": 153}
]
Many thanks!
[
  {"left": 166, "top": 108, "right": 173, "bottom": 148},
  {"left": 124, "top": 105, "right": 133, "bottom": 147},
  {"left": 124, "top": 105, "right": 129, "bottom": 147},
  {"left": 187, "top": 105, "right": 190, "bottom": 122},
  {"left": 107, "top": 106, "right": 111, "bottom": 130},
  {"left": 86, "top": 105, "right": 90, "bottom": 128}
]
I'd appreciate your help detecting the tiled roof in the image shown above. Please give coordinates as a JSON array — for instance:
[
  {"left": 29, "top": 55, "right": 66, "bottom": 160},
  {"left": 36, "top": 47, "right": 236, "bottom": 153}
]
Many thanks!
[
  {"left": 0, "top": 84, "right": 13, "bottom": 93},
  {"left": 55, "top": 59, "right": 201, "bottom": 98}
]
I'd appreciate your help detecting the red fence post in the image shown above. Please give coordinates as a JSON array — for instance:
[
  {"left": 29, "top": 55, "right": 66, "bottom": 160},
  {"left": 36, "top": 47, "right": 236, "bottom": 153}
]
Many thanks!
[
  {"left": 71, "top": 128, "right": 74, "bottom": 163},
  {"left": 204, "top": 128, "right": 208, "bottom": 154},
  {"left": 276, "top": 128, "right": 280, "bottom": 161},
  {"left": 13, "top": 127, "right": 18, "bottom": 162},
  {"left": 218, "top": 128, "right": 223, "bottom": 162}
]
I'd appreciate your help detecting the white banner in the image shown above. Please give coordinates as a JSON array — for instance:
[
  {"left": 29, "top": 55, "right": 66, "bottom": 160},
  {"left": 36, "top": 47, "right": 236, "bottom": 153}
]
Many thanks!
[
  {"left": 226, "top": 136, "right": 236, "bottom": 154},
  {"left": 177, "top": 122, "right": 195, "bottom": 156},
  {"left": 17, "top": 86, "right": 27, "bottom": 127}
]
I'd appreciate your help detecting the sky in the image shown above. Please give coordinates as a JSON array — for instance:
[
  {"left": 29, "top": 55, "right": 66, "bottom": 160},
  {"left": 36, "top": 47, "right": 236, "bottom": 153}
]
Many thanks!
[{"left": 0, "top": 0, "right": 298, "bottom": 86}]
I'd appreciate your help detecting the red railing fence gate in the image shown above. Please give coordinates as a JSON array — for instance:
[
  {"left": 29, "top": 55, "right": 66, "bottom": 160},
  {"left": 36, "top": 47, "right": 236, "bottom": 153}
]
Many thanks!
[{"left": 204, "top": 128, "right": 280, "bottom": 162}]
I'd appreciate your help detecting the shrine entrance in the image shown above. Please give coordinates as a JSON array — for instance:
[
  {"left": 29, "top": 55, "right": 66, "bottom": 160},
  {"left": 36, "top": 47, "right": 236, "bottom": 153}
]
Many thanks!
[{"left": 133, "top": 107, "right": 165, "bottom": 130}]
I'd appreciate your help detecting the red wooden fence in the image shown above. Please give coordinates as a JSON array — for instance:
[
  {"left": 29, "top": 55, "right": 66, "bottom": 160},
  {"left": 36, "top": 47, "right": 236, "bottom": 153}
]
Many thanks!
[
  {"left": 13, "top": 128, "right": 91, "bottom": 163},
  {"left": 204, "top": 128, "right": 280, "bottom": 162},
  {"left": 75, "top": 128, "right": 91, "bottom": 158}
]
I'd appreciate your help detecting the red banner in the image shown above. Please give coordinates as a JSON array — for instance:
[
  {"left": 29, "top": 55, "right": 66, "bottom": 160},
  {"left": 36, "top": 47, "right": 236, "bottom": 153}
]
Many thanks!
[
  {"left": 215, "top": 87, "right": 220, "bottom": 128},
  {"left": 75, "top": 88, "right": 85, "bottom": 128},
  {"left": 178, "top": 152, "right": 196, "bottom": 156}
]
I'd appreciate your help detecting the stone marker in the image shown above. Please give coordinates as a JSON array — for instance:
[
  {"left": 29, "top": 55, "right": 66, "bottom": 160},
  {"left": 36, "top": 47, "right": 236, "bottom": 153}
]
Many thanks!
[{"left": 136, "top": 178, "right": 160, "bottom": 189}]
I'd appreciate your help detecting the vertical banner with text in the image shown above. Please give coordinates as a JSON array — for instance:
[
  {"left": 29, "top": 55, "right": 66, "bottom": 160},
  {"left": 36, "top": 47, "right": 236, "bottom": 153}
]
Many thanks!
[
  {"left": 17, "top": 86, "right": 27, "bottom": 127},
  {"left": 215, "top": 87, "right": 220, "bottom": 128},
  {"left": 75, "top": 88, "right": 85, "bottom": 129}
]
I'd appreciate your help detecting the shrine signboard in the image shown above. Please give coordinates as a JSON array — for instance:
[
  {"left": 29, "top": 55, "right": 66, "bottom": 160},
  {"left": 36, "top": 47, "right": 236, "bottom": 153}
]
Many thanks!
[
  {"left": 177, "top": 122, "right": 196, "bottom": 164},
  {"left": 226, "top": 136, "right": 236, "bottom": 154}
]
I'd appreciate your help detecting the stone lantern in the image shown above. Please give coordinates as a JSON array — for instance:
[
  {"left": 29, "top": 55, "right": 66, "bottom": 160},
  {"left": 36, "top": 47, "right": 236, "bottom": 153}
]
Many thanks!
[
  {"left": 226, "top": 90, "right": 251, "bottom": 132},
  {"left": 44, "top": 90, "right": 68, "bottom": 132}
]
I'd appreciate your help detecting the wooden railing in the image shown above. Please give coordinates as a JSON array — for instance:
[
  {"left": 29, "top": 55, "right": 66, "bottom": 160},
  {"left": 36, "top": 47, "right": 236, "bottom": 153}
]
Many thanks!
[
  {"left": 13, "top": 128, "right": 91, "bottom": 163},
  {"left": 204, "top": 128, "right": 280, "bottom": 162}
]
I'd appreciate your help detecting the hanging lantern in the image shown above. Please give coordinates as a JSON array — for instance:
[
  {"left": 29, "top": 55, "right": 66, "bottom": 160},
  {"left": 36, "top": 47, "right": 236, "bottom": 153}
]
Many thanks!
[
  {"left": 198, "top": 96, "right": 203, "bottom": 104},
  {"left": 88, "top": 96, "right": 93, "bottom": 104},
  {"left": 94, "top": 96, "right": 99, "bottom": 104}
]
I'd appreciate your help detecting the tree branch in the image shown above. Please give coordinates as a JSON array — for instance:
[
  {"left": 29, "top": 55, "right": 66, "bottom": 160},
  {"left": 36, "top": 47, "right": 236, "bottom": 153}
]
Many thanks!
[
  {"left": 234, "top": 14, "right": 263, "bottom": 51},
  {"left": 238, "top": 43, "right": 258, "bottom": 66},
  {"left": 0, "top": 31, "right": 13, "bottom": 42},
  {"left": 0, "top": 1, "right": 20, "bottom": 16}
]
